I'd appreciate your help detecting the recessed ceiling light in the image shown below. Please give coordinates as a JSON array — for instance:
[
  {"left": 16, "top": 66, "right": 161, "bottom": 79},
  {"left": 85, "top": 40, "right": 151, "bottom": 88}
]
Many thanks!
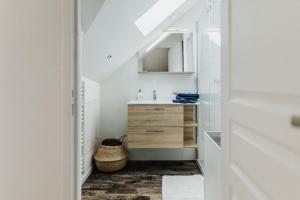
[{"left": 106, "top": 54, "right": 112, "bottom": 60}]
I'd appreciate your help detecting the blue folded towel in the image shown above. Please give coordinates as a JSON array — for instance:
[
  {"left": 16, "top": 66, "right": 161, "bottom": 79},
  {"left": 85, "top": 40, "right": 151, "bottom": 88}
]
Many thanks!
[
  {"left": 173, "top": 93, "right": 199, "bottom": 104},
  {"left": 177, "top": 93, "right": 199, "bottom": 99},
  {"left": 176, "top": 96, "right": 198, "bottom": 101},
  {"left": 173, "top": 99, "right": 197, "bottom": 104}
]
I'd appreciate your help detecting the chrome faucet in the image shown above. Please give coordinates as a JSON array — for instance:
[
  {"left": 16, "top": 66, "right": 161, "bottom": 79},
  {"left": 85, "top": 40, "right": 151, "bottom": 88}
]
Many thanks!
[{"left": 153, "top": 90, "right": 157, "bottom": 101}]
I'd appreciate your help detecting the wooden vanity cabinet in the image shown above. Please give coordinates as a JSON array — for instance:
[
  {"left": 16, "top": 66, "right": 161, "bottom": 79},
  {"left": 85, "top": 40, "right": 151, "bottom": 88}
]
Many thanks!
[{"left": 128, "top": 104, "right": 197, "bottom": 149}]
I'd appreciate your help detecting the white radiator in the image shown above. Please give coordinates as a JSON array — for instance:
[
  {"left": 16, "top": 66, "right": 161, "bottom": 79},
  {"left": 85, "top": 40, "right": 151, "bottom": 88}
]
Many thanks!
[{"left": 80, "top": 81, "right": 85, "bottom": 176}]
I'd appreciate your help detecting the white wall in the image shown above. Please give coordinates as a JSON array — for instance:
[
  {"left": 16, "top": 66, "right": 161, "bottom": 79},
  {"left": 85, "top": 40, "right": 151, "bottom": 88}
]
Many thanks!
[
  {"left": 80, "top": 0, "right": 161, "bottom": 82},
  {"left": 81, "top": 77, "right": 100, "bottom": 183},
  {"left": 100, "top": 56, "right": 197, "bottom": 160},
  {"left": 0, "top": 0, "right": 74, "bottom": 200}
]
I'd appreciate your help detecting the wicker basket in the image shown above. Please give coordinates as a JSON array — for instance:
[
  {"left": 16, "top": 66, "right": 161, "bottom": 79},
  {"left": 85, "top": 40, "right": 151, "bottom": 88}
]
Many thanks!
[{"left": 94, "top": 138, "right": 128, "bottom": 172}]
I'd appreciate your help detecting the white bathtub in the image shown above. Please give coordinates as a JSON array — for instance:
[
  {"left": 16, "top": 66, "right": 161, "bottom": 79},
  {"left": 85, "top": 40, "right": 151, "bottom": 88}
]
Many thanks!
[{"left": 204, "top": 131, "right": 221, "bottom": 200}]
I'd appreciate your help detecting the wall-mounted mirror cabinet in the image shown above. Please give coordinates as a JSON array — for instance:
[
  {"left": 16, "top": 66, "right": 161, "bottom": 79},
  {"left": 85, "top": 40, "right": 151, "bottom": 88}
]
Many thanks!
[{"left": 138, "top": 30, "right": 196, "bottom": 73}]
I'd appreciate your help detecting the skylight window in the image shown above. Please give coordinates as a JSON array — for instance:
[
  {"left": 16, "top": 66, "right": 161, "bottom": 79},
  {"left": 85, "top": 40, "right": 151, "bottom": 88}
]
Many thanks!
[{"left": 135, "top": 0, "right": 187, "bottom": 36}]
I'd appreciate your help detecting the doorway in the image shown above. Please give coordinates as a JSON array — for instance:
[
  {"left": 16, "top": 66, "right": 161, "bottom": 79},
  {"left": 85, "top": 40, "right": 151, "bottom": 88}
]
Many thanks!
[{"left": 75, "top": 0, "right": 221, "bottom": 199}]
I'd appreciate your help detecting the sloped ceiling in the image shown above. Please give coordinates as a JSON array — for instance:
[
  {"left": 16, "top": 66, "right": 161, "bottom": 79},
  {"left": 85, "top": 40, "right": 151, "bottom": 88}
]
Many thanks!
[
  {"left": 81, "top": 0, "right": 106, "bottom": 33},
  {"left": 80, "top": 0, "right": 201, "bottom": 83}
]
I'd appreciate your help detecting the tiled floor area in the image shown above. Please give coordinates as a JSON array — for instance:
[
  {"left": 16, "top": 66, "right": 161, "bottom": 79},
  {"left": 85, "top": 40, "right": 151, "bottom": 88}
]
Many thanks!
[{"left": 81, "top": 161, "right": 201, "bottom": 200}]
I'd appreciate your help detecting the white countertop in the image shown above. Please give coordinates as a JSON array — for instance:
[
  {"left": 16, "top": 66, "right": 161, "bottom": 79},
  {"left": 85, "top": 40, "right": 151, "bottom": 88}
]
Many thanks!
[{"left": 128, "top": 99, "right": 199, "bottom": 105}]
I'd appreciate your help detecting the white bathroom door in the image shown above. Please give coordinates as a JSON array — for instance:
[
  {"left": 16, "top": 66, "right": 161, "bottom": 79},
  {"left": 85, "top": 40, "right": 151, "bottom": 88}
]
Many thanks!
[
  {"left": 221, "top": 0, "right": 300, "bottom": 200},
  {"left": 0, "top": 0, "right": 75, "bottom": 200}
]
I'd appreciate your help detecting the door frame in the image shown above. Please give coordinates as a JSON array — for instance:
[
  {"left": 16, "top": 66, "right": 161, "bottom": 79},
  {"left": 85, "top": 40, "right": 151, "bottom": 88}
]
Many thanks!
[
  {"left": 220, "top": 0, "right": 230, "bottom": 199},
  {"left": 61, "top": 0, "right": 80, "bottom": 199},
  {"left": 72, "top": 0, "right": 231, "bottom": 199},
  {"left": 74, "top": 0, "right": 83, "bottom": 199}
]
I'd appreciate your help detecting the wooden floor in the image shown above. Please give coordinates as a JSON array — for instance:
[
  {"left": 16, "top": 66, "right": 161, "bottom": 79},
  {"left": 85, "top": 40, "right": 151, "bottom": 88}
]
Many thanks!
[{"left": 82, "top": 161, "right": 201, "bottom": 200}]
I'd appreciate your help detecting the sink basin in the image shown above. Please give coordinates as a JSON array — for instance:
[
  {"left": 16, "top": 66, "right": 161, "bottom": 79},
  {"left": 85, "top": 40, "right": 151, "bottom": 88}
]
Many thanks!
[
  {"left": 128, "top": 99, "right": 199, "bottom": 105},
  {"left": 204, "top": 131, "right": 222, "bottom": 200}
]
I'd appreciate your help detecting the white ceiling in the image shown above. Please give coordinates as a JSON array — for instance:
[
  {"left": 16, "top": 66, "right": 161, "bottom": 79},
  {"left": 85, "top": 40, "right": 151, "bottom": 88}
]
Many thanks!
[{"left": 80, "top": 0, "right": 202, "bottom": 83}]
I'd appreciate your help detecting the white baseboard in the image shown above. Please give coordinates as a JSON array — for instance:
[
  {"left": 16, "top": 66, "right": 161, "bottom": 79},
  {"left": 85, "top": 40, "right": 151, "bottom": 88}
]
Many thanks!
[{"left": 81, "top": 167, "right": 93, "bottom": 185}]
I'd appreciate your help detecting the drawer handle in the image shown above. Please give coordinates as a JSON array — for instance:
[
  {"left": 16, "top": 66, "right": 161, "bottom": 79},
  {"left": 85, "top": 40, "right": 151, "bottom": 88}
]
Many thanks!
[
  {"left": 147, "top": 108, "right": 165, "bottom": 111},
  {"left": 146, "top": 129, "right": 164, "bottom": 133}
]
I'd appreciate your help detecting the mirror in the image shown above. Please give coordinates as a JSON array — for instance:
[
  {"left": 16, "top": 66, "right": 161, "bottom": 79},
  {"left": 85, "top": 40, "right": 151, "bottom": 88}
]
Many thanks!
[{"left": 138, "top": 31, "right": 195, "bottom": 73}]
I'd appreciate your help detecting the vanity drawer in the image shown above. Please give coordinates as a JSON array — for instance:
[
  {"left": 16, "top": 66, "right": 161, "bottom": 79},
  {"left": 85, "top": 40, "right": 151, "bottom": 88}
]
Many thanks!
[
  {"left": 128, "top": 127, "right": 183, "bottom": 148},
  {"left": 128, "top": 105, "right": 184, "bottom": 127},
  {"left": 128, "top": 105, "right": 183, "bottom": 113}
]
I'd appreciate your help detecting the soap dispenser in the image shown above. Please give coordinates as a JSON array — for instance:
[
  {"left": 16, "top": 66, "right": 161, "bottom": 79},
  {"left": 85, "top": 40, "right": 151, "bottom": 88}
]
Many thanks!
[
  {"left": 171, "top": 91, "right": 177, "bottom": 100},
  {"left": 137, "top": 89, "right": 143, "bottom": 101}
]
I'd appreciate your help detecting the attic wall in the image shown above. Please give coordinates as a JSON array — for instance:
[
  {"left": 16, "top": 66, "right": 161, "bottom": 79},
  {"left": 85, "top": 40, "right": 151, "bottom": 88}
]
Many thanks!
[
  {"left": 80, "top": 0, "right": 202, "bottom": 83},
  {"left": 80, "top": 0, "right": 158, "bottom": 83}
]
